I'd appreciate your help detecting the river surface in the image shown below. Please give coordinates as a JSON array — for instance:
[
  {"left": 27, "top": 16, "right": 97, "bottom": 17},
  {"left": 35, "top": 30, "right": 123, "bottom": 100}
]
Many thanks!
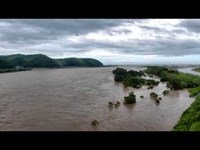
[
  {"left": 178, "top": 67, "right": 200, "bottom": 76},
  {"left": 0, "top": 67, "right": 195, "bottom": 131}
]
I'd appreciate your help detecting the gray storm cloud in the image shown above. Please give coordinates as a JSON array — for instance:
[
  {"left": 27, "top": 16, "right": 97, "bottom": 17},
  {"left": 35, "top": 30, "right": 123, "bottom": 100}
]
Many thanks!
[{"left": 0, "top": 19, "right": 200, "bottom": 64}]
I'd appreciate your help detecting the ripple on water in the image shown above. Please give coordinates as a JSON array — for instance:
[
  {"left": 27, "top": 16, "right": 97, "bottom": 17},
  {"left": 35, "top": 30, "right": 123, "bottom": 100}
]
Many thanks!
[{"left": 0, "top": 67, "right": 195, "bottom": 131}]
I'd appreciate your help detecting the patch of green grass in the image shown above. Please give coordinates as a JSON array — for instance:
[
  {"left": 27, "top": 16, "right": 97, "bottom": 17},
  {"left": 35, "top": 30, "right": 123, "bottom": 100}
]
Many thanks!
[
  {"left": 193, "top": 67, "right": 200, "bottom": 72},
  {"left": 189, "top": 121, "right": 200, "bottom": 131},
  {"left": 189, "top": 86, "right": 200, "bottom": 97}
]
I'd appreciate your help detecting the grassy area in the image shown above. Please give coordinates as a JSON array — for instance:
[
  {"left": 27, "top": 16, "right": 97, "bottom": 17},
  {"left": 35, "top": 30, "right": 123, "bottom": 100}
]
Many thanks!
[
  {"left": 189, "top": 86, "right": 200, "bottom": 97},
  {"left": 144, "top": 66, "right": 200, "bottom": 90},
  {"left": 162, "top": 68, "right": 200, "bottom": 131},
  {"left": 193, "top": 67, "right": 200, "bottom": 72}
]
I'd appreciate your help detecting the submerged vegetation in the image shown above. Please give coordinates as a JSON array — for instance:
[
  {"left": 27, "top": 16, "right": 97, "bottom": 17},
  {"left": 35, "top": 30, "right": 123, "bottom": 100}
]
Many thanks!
[
  {"left": 143, "top": 66, "right": 200, "bottom": 131},
  {"left": 150, "top": 92, "right": 158, "bottom": 99},
  {"left": 144, "top": 66, "right": 200, "bottom": 131},
  {"left": 144, "top": 66, "right": 200, "bottom": 90},
  {"left": 91, "top": 120, "right": 99, "bottom": 126},
  {"left": 163, "top": 90, "right": 170, "bottom": 95},
  {"left": 113, "top": 66, "right": 200, "bottom": 131},
  {"left": 108, "top": 101, "right": 120, "bottom": 108},
  {"left": 124, "top": 92, "right": 136, "bottom": 104},
  {"left": 112, "top": 67, "right": 159, "bottom": 88},
  {"left": 150, "top": 92, "right": 161, "bottom": 103}
]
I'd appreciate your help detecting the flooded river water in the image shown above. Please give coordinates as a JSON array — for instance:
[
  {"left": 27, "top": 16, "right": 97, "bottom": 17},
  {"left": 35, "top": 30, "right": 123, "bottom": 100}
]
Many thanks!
[{"left": 0, "top": 66, "right": 194, "bottom": 131}]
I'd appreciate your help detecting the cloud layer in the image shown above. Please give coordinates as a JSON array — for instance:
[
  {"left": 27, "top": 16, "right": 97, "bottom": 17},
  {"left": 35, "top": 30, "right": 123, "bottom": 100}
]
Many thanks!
[{"left": 0, "top": 19, "right": 200, "bottom": 65}]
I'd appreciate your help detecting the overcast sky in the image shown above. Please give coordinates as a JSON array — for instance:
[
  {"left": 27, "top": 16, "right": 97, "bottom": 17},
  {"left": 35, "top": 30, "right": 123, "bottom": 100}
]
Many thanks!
[{"left": 0, "top": 19, "right": 200, "bottom": 65}]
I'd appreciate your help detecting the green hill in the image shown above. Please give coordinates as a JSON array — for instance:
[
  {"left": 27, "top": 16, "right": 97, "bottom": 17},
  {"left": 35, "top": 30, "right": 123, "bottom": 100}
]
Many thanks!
[
  {"left": 0, "top": 59, "right": 14, "bottom": 69},
  {"left": 0, "top": 54, "right": 104, "bottom": 69},
  {"left": 56, "top": 58, "right": 103, "bottom": 67}
]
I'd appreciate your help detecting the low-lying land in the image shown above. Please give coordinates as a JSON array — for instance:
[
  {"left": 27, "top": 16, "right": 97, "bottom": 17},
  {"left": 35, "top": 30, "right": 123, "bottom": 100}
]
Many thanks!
[
  {"left": 144, "top": 66, "right": 200, "bottom": 90},
  {"left": 0, "top": 68, "right": 32, "bottom": 73},
  {"left": 193, "top": 67, "right": 200, "bottom": 72}
]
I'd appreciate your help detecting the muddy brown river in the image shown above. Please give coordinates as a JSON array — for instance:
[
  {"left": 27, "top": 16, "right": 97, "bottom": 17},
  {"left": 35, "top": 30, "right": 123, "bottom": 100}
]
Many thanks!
[{"left": 0, "top": 66, "right": 195, "bottom": 131}]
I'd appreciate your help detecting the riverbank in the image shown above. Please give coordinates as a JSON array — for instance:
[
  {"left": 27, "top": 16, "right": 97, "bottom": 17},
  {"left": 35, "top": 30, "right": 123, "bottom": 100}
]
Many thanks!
[
  {"left": 0, "top": 68, "right": 32, "bottom": 74},
  {"left": 178, "top": 67, "right": 200, "bottom": 76},
  {"left": 173, "top": 95, "right": 200, "bottom": 131},
  {"left": 193, "top": 67, "right": 200, "bottom": 72},
  {"left": 0, "top": 66, "right": 107, "bottom": 74},
  {"left": 172, "top": 67, "right": 200, "bottom": 130}
]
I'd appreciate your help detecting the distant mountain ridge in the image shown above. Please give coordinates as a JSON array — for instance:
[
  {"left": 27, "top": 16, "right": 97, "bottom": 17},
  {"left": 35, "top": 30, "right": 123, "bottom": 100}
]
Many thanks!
[{"left": 0, "top": 54, "right": 104, "bottom": 69}]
